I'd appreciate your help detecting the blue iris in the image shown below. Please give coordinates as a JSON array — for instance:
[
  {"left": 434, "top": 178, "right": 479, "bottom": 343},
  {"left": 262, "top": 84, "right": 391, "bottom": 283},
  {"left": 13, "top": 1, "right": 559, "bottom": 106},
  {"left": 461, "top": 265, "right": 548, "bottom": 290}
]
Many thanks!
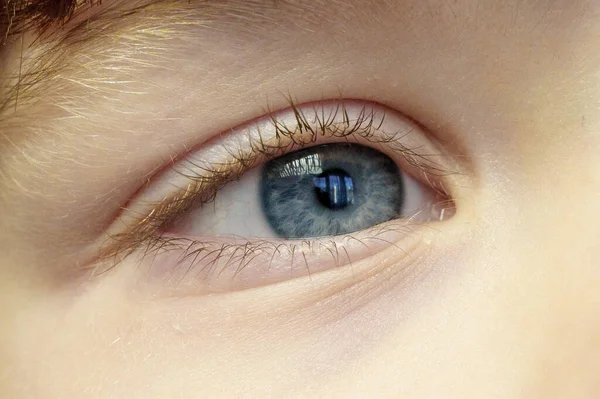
[{"left": 260, "top": 143, "right": 404, "bottom": 238}]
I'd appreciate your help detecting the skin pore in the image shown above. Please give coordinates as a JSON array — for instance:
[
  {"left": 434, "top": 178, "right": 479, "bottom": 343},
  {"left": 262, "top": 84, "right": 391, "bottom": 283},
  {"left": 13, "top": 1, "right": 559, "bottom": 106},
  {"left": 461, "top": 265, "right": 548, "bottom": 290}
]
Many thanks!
[{"left": 1, "top": 0, "right": 600, "bottom": 397}]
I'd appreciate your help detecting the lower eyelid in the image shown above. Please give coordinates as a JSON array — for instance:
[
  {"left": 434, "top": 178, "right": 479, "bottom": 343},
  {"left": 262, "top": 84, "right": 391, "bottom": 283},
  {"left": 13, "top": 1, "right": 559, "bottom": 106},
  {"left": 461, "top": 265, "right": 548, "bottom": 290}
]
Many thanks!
[{"left": 125, "top": 213, "right": 446, "bottom": 295}]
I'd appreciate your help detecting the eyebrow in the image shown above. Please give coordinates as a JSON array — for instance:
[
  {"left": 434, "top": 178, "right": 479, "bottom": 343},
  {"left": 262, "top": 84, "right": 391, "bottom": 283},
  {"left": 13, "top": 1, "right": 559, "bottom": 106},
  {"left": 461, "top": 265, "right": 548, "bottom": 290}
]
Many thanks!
[
  {"left": 0, "top": 0, "right": 315, "bottom": 113},
  {"left": 1, "top": 0, "right": 88, "bottom": 44},
  {"left": 2, "top": 0, "right": 309, "bottom": 43}
]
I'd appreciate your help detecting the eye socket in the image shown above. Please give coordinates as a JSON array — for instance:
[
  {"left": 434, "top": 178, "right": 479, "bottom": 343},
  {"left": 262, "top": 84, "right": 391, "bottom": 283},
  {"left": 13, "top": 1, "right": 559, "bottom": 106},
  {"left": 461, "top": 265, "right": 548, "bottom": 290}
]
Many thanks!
[{"left": 99, "top": 100, "right": 457, "bottom": 292}]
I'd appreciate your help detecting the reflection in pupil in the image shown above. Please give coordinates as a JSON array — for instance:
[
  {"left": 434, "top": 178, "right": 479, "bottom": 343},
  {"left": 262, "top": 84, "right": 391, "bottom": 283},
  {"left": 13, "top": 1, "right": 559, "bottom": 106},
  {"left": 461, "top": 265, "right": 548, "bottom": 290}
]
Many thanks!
[{"left": 313, "top": 168, "right": 355, "bottom": 210}]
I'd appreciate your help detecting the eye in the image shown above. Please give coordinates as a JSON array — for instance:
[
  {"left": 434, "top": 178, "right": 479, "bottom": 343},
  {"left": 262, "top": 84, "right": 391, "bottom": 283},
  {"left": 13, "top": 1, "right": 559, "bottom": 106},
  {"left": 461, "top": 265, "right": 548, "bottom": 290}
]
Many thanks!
[
  {"left": 174, "top": 142, "right": 433, "bottom": 239},
  {"left": 101, "top": 101, "right": 457, "bottom": 292}
]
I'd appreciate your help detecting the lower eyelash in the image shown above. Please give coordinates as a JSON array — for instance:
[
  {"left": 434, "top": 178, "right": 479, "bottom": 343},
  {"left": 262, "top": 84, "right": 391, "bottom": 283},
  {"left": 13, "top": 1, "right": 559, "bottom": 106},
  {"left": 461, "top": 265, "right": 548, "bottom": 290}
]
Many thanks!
[{"left": 94, "top": 199, "right": 455, "bottom": 290}]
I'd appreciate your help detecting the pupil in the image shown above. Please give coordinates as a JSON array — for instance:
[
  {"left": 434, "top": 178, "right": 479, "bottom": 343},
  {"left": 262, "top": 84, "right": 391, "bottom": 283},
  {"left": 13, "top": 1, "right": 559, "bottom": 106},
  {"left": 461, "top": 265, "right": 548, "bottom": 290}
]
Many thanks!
[{"left": 313, "top": 168, "right": 355, "bottom": 210}]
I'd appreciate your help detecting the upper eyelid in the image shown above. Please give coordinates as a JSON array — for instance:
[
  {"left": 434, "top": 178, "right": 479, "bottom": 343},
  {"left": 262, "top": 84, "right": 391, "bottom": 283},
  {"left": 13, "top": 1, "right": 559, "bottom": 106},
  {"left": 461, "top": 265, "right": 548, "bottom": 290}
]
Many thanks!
[{"left": 95, "top": 100, "right": 460, "bottom": 265}]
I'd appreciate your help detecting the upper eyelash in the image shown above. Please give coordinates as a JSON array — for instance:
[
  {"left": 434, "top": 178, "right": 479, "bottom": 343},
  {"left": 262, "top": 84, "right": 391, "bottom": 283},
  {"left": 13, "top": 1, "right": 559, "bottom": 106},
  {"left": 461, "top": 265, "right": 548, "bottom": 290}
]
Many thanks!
[{"left": 93, "top": 99, "right": 455, "bottom": 271}]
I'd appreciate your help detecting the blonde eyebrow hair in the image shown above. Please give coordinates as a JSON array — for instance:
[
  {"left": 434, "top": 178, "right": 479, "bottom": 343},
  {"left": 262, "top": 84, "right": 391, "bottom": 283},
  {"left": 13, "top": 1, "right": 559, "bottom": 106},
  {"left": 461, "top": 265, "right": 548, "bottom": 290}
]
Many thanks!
[
  {"left": 2, "top": 0, "right": 87, "bottom": 42},
  {"left": 0, "top": 0, "right": 317, "bottom": 115}
]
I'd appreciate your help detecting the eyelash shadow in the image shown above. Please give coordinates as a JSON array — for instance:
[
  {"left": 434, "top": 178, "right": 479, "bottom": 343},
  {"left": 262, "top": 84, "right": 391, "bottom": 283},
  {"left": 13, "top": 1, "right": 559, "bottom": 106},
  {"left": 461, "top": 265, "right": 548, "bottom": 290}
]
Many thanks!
[{"left": 92, "top": 99, "right": 456, "bottom": 278}]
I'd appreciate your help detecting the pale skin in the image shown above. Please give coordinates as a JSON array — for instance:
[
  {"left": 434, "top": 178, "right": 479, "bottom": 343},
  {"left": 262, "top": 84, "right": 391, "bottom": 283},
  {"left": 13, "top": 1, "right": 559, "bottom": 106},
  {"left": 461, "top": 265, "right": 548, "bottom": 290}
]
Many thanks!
[{"left": 1, "top": 0, "right": 600, "bottom": 398}]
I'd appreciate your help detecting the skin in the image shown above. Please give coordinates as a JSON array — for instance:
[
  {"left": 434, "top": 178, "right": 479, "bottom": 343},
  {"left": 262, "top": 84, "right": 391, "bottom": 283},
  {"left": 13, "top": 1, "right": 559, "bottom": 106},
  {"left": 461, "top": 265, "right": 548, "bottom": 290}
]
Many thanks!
[{"left": 1, "top": 0, "right": 600, "bottom": 397}]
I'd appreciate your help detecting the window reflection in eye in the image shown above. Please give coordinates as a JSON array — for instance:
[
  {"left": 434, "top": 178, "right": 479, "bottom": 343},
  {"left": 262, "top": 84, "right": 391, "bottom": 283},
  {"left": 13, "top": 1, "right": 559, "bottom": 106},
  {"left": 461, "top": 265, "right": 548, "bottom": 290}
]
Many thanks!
[{"left": 100, "top": 101, "right": 457, "bottom": 291}]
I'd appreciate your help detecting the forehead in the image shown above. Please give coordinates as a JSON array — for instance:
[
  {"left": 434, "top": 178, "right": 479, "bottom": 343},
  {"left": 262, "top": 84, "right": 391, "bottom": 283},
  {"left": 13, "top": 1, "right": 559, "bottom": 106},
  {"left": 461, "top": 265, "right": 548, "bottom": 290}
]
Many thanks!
[
  {"left": 0, "top": 0, "right": 598, "bottom": 136},
  {"left": 2, "top": 0, "right": 594, "bottom": 38}
]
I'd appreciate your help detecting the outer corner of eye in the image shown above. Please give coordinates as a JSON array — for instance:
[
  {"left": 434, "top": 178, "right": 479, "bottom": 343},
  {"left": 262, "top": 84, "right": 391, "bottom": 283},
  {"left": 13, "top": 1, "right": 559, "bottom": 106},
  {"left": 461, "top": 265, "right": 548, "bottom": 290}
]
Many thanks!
[{"left": 104, "top": 100, "right": 460, "bottom": 294}]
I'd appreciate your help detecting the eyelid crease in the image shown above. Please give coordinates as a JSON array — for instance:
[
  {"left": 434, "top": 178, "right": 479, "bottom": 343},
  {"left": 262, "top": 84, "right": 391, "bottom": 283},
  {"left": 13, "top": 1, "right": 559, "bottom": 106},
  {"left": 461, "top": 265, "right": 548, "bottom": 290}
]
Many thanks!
[{"left": 92, "top": 100, "right": 458, "bottom": 275}]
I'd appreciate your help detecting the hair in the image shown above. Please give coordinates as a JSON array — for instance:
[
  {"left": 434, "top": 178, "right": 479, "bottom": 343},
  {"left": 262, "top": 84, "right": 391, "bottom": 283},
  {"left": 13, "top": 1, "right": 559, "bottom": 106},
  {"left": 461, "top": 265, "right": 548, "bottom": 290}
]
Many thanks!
[
  {"left": 0, "top": 0, "right": 323, "bottom": 113},
  {"left": 1, "top": 0, "right": 88, "bottom": 44}
]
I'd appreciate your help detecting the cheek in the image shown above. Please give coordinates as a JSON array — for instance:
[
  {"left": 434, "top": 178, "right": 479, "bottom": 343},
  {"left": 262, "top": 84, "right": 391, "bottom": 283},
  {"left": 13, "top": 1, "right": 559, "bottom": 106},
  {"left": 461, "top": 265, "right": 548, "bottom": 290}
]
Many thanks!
[
  {"left": 3, "top": 209, "right": 599, "bottom": 398},
  {"left": 1, "top": 271, "right": 136, "bottom": 398},
  {"left": 1, "top": 238, "right": 475, "bottom": 397}
]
